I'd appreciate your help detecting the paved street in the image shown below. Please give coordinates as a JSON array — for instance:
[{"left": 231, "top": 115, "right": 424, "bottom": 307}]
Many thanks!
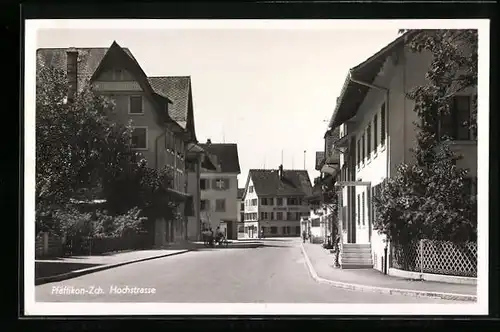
[{"left": 36, "top": 238, "right": 460, "bottom": 303}]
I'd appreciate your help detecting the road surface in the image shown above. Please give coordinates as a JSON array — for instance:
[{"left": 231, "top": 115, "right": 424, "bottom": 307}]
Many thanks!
[{"left": 36, "top": 238, "right": 460, "bottom": 303}]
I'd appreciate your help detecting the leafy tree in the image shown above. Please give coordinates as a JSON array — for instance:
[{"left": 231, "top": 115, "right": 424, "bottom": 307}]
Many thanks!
[
  {"left": 36, "top": 65, "right": 133, "bottom": 217},
  {"left": 373, "top": 29, "right": 478, "bottom": 245}
]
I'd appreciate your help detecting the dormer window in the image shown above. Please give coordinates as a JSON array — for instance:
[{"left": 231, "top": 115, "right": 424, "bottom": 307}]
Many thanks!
[{"left": 129, "top": 95, "right": 144, "bottom": 115}]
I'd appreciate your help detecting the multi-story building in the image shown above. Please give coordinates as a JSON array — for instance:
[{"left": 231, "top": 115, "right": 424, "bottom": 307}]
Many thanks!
[
  {"left": 198, "top": 140, "right": 241, "bottom": 240},
  {"left": 36, "top": 41, "right": 215, "bottom": 247},
  {"left": 236, "top": 188, "right": 245, "bottom": 238},
  {"left": 325, "top": 31, "right": 477, "bottom": 270},
  {"left": 241, "top": 166, "right": 312, "bottom": 238}
]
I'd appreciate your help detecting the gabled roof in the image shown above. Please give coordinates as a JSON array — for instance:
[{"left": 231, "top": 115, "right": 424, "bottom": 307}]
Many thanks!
[
  {"left": 328, "top": 31, "right": 419, "bottom": 129},
  {"left": 237, "top": 188, "right": 245, "bottom": 199},
  {"left": 148, "top": 76, "right": 190, "bottom": 129},
  {"left": 198, "top": 143, "right": 241, "bottom": 174},
  {"left": 247, "top": 169, "right": 312, "bottom": 197},
  {"left": 36, "top": 42, "right": 196, "bottom": 140}
]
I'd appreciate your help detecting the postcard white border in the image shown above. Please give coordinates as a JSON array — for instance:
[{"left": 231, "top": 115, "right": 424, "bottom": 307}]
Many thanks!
[{"left": 25, "top": 19, "right": 489, "bottom": 316}]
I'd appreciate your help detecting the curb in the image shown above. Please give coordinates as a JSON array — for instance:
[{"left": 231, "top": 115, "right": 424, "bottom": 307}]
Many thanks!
[
  {"left": 35, "top": 249, "right": 190, "bottom": 286},
  {"left": 300, "top": 243, "right": 477, "bottom": 302}
]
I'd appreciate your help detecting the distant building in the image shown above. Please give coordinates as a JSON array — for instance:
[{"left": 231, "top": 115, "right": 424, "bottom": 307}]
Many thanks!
[
  {"left": 241, "top": 166, "right": 312, "bottom": 238},
  {"left": 198, "top": 140, "right": 241, "bottom": 240}
]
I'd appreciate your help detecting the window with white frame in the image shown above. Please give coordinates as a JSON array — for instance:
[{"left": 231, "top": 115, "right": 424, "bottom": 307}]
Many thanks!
[
  {"left": 249, "top": 186, "right": 254, "bottom": 193},
  {"left": 200, "top": 199, "right": 210, "bottom": 212},
  {"left": 213, "top": 178, "right": 229, "bottom": 190},
  {"left": 129, "top": 96, "right": 143, "bottom": 114},
  {"left": 276, "top": 212, "right": 283, "bottom": 220},
  {"left": 251, "top": 199, "right": 258, "bottom": 206},
  {"left": 131, "top": 127, "right": 147, "bottom": 150},
  {"left": 276, "top": 198, "right": 283, "bottom": 206}
]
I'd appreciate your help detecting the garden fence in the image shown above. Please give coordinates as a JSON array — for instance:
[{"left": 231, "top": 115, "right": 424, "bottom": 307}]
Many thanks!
[{"left": 391, "top": 239, "right": 477, "bottom": 277}]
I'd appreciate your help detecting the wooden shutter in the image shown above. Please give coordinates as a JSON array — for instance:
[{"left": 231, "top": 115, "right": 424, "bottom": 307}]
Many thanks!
[{"left": 224, "top": 178, "right": 230, "bottom": 190}]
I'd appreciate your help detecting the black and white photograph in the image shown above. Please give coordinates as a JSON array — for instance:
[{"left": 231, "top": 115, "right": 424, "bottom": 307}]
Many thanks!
[{"left": 24, "top": 19, "right": 489, "bottom": 315}]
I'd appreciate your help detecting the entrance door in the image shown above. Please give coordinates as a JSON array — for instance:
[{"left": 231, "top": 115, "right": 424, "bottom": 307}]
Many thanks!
[
  {"left": 356, "top": 191, "right": 370, "bottom": 244},
  {"left": 226, "top": 221, "right": 233, "bottom": 240}
]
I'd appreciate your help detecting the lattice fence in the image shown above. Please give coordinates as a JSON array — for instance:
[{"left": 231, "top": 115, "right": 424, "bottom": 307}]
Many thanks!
[{"left": 391, "top": 239, "right": 477, "bottom": 277}]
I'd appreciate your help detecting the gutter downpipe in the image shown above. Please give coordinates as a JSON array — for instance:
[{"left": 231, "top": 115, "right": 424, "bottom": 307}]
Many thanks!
[{"left": 347, "top": 70, "right": 390, "bottom": 272}]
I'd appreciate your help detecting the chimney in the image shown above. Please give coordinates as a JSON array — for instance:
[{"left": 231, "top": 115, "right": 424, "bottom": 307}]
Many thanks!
[
  {"left": 66, "top": 47, "right": 78, "bottom": 102},
  {"left": 206, "top": 138, "right": 212, "bottom": 145},
  {"left": 278, "top": 164, "right": 283, "bottom": 180}
]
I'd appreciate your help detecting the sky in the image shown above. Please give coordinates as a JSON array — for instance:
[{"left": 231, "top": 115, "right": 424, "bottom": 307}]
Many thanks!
[{"left": 36, "top": 25, "right": 400, "bottom": 188}]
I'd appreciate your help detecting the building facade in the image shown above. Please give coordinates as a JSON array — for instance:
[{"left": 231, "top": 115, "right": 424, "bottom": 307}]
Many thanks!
[
  {"left": 241, "top": 166, "right": 312, "bottom": 238},
  {"left": 36, "top": 42, "right": 214, "bottom": 247},
  {"left": 236, "top": 188, "right": 245, "bottom": 238},
  {"left": 324, "top": 32, "right": 477, "bottom": 271},
  {"left": 198, "top": 140, "right": 241, "bottom": 240}
]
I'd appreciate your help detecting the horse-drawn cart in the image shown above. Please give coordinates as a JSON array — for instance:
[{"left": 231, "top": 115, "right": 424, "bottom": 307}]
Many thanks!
[{"left": 202, "top": 230, "right": 229, "bottom": 248}]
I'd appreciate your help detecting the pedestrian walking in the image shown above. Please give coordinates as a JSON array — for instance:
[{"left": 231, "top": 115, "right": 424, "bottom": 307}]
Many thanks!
[{"left": 302, "top": 230, "right": 307, "bottom": 243}]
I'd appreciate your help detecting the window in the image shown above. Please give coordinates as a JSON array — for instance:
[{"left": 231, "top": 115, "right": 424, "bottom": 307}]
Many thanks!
[
  {"left": 131, "top": 127, "right": 147, "bottom": 150},
  {"left": 238, "top": 226, "right": 244, "bottom": 233},
  {"left": 361, "top": 133, "right": 365, "bottom": 162},
  {"left": 240, "top": 202, "right": 244, "bottom": 210},
  {"left": 213, "top": 178, "right": 229, "bottom": 190},
  {"left": 276, "top": 198, "right": 283, "bottom": 206},
  {"left": 276, "top": 212, "right": 283, "bottom": 220},
  {"left": 286, "top": 212, "right": 293, "bottom": 220},
  {"left": 357, "top": 194, "right": 360, "bottom": 225},
  {"left": 261, "top": 198, "right": 268, "bottom": 205},
  {"left": 270, "top": 212, "right": 275, "bottom": 220},
  {"left": 129, "top": 96, "right": 143, "bottom": 114},
  {"left": 282, "top": 226, "right": 287, "bottom": 235},
  {"left": 295, "top": 226, "right": 300, "bottom": 234},
  {"left": 200, "top": 179, "right": 209, "bottom": 190},
  {"left": 215, "top": 199, "right": 226, "bottom": 212},
  {"left": 184, "top": 197, "right": 194, "bottom": 216},
  {"left": 249, "top": 186, "right": 254, "bottom": 193},
  {"left": 295, "top": 212, "right": 301, "bottom": 220},
  {"left": 311, "top": 218, "right": 320, "bottom": 227},
  {"left": 240, "top": 213, "right": 244, "bottom": 221},
  {"left": 288, "top": 197, "right": 298, "bottom": 205},
  {"left": 362, "top": 192, "right": 365, "bottom": 225},
  {"left": 439, "top": 95, "right": 474, "bottom": 141},
  {"left": 268, "top": 198, "right": 274, "bottom": 205},
  {"left": 373, "top": 114, "right": 378, "bottom": 150},
  {"left": 271, "top": 227, "right": 277, "bottom": 234},
  {"left": 200, "top": 200, "right": 210, "bottom": 212},
  {"left": 381, "top": 103, "right": 386, "bottom": 145},
  {"left": 367, "top": 124, "right": 371, "bottom": 158},
  {"left": 252, "top": 199, "right": 258, "bottom": 206},
  {"left": 261, "top": 212, "right": 268, "bottom": 220}
]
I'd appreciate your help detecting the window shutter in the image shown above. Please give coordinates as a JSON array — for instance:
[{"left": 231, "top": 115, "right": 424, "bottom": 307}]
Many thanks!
[{"left": 224, "top": 178, "right": 230, "bottom": 189}]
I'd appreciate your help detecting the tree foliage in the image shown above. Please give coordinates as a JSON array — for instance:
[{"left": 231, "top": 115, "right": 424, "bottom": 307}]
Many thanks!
[
  {"left": 36, "top": 65, "right": 133, "bottom": 211},
  {"left": 373, "top": 29, "right": 478, "bottom": 244}
]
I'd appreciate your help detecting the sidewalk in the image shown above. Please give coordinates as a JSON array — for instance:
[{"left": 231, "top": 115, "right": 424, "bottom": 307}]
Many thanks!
[
  {"left": 301, "top": 242, "right": 477, "bottom": 301},
  {"left": 35, "top": 249, "right": 188, "bottom": 285}
]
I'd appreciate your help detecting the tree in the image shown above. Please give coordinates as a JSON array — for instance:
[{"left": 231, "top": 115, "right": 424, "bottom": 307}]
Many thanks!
[
  {"left": 373, "top": 29, "right": 478, "bottom": 245},
  {"left": 36, "top": 65, "right": 133, "bottom": 216}
]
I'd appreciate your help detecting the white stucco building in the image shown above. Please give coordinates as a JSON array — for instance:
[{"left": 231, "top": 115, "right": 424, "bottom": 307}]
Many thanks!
[
  {"left": 241, "top": 166, "right": 312, "bottom": 238},
  {"left": 323, "top": 31, "right": 477, "bottom": 271},
  {"left": 198, "top": 140, "right": 241, "bottom": 240}
]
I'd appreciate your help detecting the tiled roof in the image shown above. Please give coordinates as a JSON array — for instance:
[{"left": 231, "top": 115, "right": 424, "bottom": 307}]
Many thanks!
[
  {"left": 198, "top": 143, "right": 241, "bottom": 174},
  {"left": 248, "top": 169, "right": 312, "bottom": 197},
  {"left": 148, "top": 76, "right": 191, "bottom": 129},
  {"left": 237, "top": 188, "right": 245, "bottom": 199},
  {"left": 36, "top": 47, "right": 137, "bottom": 93}
]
